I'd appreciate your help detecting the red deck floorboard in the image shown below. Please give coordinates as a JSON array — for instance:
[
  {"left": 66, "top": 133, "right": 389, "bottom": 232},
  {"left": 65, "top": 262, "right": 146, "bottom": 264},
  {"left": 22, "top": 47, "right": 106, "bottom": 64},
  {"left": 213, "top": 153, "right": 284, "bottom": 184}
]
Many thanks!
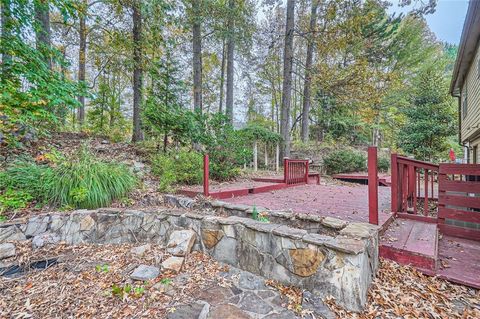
[
  {"left": 223, "top": 183, "right": 392, "bottom": 227},
  {"left": 380, "top": 219, "right": 437, "bottom": 270},
  {"left": 180, "top": 180, "right": 280, "bottom": 193},
  {"left": 381, "top": 219, "right": 437, "bottom": 256},
  {"left": 437, "top": 235, "right": 480, "bottom": 289}
]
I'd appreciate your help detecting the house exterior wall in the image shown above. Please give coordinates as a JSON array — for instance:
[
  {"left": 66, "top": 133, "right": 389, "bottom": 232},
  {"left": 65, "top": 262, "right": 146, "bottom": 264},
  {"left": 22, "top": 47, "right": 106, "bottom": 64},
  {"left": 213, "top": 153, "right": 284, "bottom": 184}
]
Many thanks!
[{"left": 460, "top": 41, "right": 480, "bottom": 163}]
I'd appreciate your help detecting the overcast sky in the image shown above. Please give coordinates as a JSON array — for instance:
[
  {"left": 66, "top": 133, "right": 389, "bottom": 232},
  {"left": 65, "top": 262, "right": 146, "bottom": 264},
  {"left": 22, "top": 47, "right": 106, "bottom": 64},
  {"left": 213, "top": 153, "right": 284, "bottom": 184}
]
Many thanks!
[{"left": 387, "top": 0, "right": 469, "bottom": 44}]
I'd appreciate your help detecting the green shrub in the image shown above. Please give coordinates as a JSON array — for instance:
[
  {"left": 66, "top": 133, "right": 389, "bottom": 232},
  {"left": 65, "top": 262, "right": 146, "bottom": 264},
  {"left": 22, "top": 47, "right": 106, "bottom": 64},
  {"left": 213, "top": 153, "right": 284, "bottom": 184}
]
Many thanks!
[
  {"left": 377, "top": 157, "right": 390, "bottom": 173},
  {"left": 0, "top": 149, "right": 136, "bottom": 211},
  {"left": 46, "top": 148, "right": 137, "bottom": 209},
  {"left": 323, "top": 149, "right": 367, "bottom": 174},
  {"left": 151, "top": 150, "right": 203, "bottom": 192},
  {"left": 0, "top": 160, "right": 53, "bottom": 199},
  {"left": 151, "top": 154, "right": 177, "bottom": 192},
  {"left": 0, "top": 189, "right": 33, "bottom": 213}
]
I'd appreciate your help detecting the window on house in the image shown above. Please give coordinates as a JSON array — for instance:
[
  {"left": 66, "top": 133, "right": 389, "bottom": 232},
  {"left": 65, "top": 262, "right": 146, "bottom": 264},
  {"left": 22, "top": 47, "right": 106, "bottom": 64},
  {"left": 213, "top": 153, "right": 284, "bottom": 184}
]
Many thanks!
[{"left": 462, "top": 86, "right": 468, "bottom": 119}]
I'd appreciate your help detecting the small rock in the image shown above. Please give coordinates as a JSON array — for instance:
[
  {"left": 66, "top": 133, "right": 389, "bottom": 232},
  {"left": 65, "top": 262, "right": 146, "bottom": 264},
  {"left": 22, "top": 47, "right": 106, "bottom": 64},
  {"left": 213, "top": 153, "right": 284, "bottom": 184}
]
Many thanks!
[
  {"left": 202, "top": 229, "right": 224, "bottom": 249},
  {"left": 0, "top": 226, "right": 26, "bottom": 242},
  {"left": 25, "top": 216, "right": 49, "bottom": 237},
  {"left": 196, "top": 286, "right": 233, "bottom": 306},
  {"left": 238, "top": 291, "right": 273, "bottom": 314},
  {"left": 166, "top": 301, "right": 209, "bottom": 319},
  {"left": 236, "top": 271, "right": 267, "bottom": 290},
  {"left": 0, "top": 243, "right": 15, "bottom": 260},
  {"left": 264, "top": 311, "right": 298, "bottom": 319},
  {"left": 162, "top": 256, "right": 185, "bottom": 273},
  {"left": 339, "top": 223, "right": 379, "bottom": 239},
  {"left": 289, "top": 248, "right": 325, "bottom": 277},
  {"left": 302, "top": 291, "right": 336, "bottom": 319},
  {"left": 321, "top": 217, "right": 348, "bottom": 230},
  {"left": 130, "top": 244, "right": 151, "bottom": 256},
  {"left": 167, "top": 230, "right": 196, "bottom": 256},
  {"left": 152, "top": 282, "right": 176, "bottom": 297},
  {"left": 208, "top": 304, "right": 252, "bottom": 319},
  {"left": 79, "top": 216, "right": 95, "bottom": 231},
  {"left": 101, "top": 139, "right": 109, "bottom": 144},
  {"left": 256, "top": 290, "right": 275, "bottom": 299},
  {"left": 130, "top": 264, "right": 160, "bottom": 281},
  {"left": 32, "top": 232, "right": 60, "bottom": 249}
]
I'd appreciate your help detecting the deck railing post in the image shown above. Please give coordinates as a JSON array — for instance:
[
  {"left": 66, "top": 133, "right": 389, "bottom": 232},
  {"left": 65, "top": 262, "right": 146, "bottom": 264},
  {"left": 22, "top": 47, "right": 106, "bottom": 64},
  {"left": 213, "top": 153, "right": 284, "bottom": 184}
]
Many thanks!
[
  {"left": 368, "top": 147, "right": 379, "bottom": 225},
  {"left": 283, "top": 157, "right": 289, "bottom": 183},
  {"left": 391, "top": 153, "right": 398, "bottom": 213},
  {"left": 305, "top": 159, "right": 309, "bottom": 184},
  {"left": 203, "top": 154, "right": 209, "bottom": 197}
]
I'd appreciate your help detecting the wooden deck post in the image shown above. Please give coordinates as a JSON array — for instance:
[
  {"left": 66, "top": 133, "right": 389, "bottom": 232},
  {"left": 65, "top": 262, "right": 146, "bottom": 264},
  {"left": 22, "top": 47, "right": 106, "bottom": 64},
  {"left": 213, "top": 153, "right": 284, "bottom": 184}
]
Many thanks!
[
  {"left": 283, "top": 157, "right": 289, "bottom": 183},
  {"left": 203, "top": 154, "right": 209, "bottom": 197},
  {"left": 391, "top": 153, "right": 398, "bottom": 213},
  {"left": 305, "top": 159, "right": 309, "bottom": 184},
  {"left": 368, "top": 147, "right": 379, "bottom": 225}
]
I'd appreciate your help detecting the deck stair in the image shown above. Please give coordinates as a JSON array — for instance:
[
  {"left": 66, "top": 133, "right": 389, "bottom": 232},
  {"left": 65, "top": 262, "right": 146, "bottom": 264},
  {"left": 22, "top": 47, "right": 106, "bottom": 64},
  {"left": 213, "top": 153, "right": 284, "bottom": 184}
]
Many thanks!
[
  {"left": 380, "top": 219, "right": 438, "bottom": 272},
  {"left": 380, "top": 217, "right": 480, "bottom": 289}
]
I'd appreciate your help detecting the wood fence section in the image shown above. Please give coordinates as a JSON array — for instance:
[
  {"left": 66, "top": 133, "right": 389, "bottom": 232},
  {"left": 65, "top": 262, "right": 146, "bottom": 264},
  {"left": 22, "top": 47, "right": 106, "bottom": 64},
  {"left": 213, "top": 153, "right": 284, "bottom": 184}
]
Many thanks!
[
  {"left": 391, "top": 154, "right": 439, "bottom": 219},
  {"left": 438, "top": 164, "right": 480, "bottom": 240},
  {"left": 284, "top": 158, "right": 309, "bottom": 185}
]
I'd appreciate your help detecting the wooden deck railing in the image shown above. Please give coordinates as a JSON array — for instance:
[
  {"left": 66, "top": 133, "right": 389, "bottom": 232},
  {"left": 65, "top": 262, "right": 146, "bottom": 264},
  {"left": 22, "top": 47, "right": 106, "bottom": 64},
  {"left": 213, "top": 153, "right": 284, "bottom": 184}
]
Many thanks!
[
  {"left": 284, "top": 158, "right": 309, "bottom": 185},
  {"left": 390, "top": 154, "right": 480, "bottom": 240},
  {"left": 438, "top": 164, "right": 480, "bottom": 240},
  {"left": 391, "top": 154, "right": 439, "bottom": 221}
]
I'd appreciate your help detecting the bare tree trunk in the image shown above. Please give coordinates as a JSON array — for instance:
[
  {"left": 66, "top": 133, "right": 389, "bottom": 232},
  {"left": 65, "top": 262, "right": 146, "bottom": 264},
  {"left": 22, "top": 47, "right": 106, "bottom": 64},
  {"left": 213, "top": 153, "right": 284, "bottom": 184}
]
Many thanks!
[
  {"left": 280, "top": 0, "right": 295, "bottom": 159},
  {"left": 34, "top": 0, "right": 51, "bottom": 70},
  {"left": 264, "top": 144, "right": 268, "bottom": 168},
  {"left": 192, "top": 0, "right": 202, "bottom": 113},
  {"left": 219, "top": 37, "right": 226, "bottom": 113},
  {"left": 301, "top": 0, "right": 319, "bottom": 143},
  {"left": 77, "top": 0, "right": 87, "bottom": 127},
  {"left": 1, "top": 0, "right": 12, "bottom": 73},
  {"left": 225, "top": 0, "right": 235, "bottom": 123},
  {"left": 253, "top": 140, "right": 258, "bottom": 171},
  {"left": 131, "top": 0, "right": 144, "bottom": 142}
]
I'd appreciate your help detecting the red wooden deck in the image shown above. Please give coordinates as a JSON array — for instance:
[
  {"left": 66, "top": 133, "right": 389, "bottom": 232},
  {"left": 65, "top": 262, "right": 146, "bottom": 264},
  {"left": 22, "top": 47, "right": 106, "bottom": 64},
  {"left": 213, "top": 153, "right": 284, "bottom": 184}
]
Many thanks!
[
  {"left": 380, "top": 218, "right": 480, "bottom": 289},
  {"left": 380, "top": 219, "right": 438, "bottom": 271},
  {"left": 437, "top": 235, "right": 480, "bottom": 289},
  {"left": 332, "top": 172, "right": 392, "bottom": 186},
  {"left": 223, "top": 183, "right": 393, "bottom": 227},
  {"left": 178, "top": 180, "right": 289, "bottom": 199}
]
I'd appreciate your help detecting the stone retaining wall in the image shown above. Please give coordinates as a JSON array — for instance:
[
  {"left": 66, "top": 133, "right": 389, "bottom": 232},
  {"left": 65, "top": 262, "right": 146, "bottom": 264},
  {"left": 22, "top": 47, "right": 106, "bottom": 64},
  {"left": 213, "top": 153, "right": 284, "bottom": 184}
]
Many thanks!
[{"left": 0, "top": 206, "right": 379, "bottom": 312}]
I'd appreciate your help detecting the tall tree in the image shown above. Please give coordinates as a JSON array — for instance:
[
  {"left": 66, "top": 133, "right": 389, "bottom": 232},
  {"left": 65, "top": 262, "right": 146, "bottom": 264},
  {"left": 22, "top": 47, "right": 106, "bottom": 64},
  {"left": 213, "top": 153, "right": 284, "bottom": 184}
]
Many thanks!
[
  {"left": 1, "top": 0, "right": 12, "bottom": 72},
  {"left": 280, "top": 0, "right": 295, "bottom": 158},
  {"left": 219, "top": 37, "right": 226, "bottom": 113},
  {"left": 131, "top": 0, "right": 144, "bottom": 142},
  {"left": 34, "top": 0, "right": 52, "bottom": 70},
  {"left": 77, "top": 0, "right": 87, "bottom": 126},
  {"left": 225, "top": 0, "right": 235, "bottom": 123},
  {"left": 192, "top": 0, "right": 203, "bottom": 113},
  {"left": 300, "top": 0, "right": 319, "bottom": 143}
]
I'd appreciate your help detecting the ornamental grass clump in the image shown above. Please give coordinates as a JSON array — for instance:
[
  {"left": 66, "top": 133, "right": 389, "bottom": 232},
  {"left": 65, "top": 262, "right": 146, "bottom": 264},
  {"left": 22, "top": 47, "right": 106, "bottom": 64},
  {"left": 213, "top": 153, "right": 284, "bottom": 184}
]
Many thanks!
[{"left": 46, "top": 148, "right": 137, "bottom": 209}]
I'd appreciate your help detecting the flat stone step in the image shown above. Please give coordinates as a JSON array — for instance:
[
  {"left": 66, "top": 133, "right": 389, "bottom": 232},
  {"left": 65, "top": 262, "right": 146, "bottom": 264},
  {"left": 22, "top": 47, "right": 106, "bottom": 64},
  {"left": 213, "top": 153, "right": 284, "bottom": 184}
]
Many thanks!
[{"left": 380, "top": 218, "right": 438, "bottom": 271}]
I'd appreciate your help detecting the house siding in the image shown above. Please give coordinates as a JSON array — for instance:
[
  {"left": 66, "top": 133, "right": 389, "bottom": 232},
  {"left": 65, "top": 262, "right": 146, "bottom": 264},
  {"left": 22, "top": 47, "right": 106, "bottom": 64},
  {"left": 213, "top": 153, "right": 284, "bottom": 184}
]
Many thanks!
[{"left": 461, "top": 41, "right": 480, "bottom": 151}]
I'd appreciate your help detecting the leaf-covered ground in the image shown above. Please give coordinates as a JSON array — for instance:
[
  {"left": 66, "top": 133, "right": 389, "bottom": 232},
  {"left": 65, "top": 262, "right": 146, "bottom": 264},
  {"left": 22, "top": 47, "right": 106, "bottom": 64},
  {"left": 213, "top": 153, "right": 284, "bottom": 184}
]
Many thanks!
[
  {"left": 0, "top": 243, "right": 229, "bottom": 318},
  {"left": 326, "top": 260, "right": 480, "bottom": 319},
  {"left": 1, "top": 242, "right": 478, "bottom": 318}
]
